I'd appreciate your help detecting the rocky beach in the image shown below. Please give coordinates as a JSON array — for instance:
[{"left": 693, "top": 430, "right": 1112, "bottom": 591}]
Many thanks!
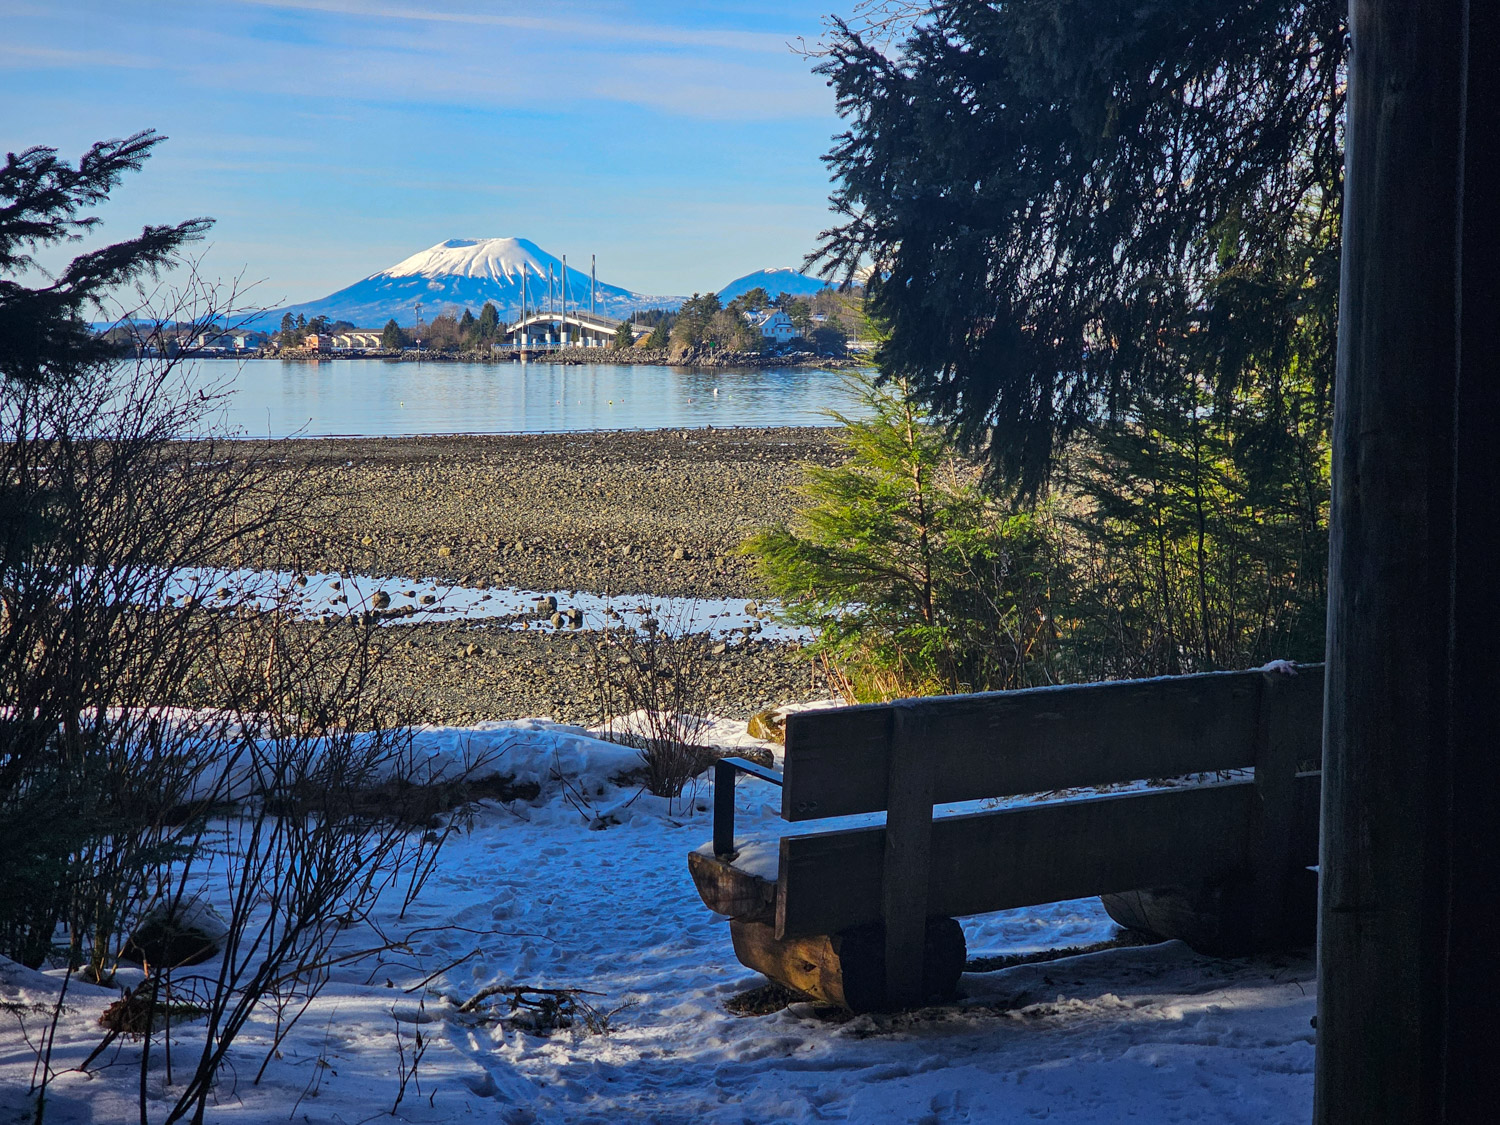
[{"left": 238, "top": 426, "right": 845, "bottom": 726}]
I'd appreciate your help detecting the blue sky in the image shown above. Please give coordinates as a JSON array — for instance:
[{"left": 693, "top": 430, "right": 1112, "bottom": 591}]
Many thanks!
[{"left": 3, "top": 1, "right": 849, "bottom": 305}]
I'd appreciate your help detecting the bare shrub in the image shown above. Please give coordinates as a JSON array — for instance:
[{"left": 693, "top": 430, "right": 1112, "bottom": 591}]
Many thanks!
[
  {"left": 142, "top": 607, "right": 459, "bottom": 1125},
  {"left": 3, "top": 287, "right": 480, "bottom": 1124},
  {"left": 0, "top": 277, "right": 298, "bottom": 976},
  {"left": 3, "top": 140, "right": 477, "bottom": 1123},
  {"left": 590, "top": 617, "right": 719, "bottom": 803}
]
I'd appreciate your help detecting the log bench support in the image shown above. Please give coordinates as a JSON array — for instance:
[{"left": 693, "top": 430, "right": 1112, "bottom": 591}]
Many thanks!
[{"left": 730, "top": 916, "right": 965, "bottom": 1012}]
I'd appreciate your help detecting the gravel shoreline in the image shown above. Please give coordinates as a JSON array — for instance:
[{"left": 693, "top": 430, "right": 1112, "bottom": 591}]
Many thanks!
[{"left": 249, "top": 426, "right": 844, "bottom": 726}]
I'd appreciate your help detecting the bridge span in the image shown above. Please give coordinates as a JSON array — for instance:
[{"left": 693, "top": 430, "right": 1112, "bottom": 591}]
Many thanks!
[{"left": 504, "top": 309, "right": 647, "bottom": 350}]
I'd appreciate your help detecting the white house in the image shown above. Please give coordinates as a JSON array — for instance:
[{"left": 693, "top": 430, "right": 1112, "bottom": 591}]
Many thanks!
[{"left": 753, "top": 310, "right": 797, "bottom": 343}]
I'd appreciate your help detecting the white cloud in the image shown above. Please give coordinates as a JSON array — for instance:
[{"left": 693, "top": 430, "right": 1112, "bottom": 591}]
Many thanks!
[
  {"left": 228, "top": 0, "right": 798, "bottom": 55},
  {"left": 17, "top": 0, "right": 830, "bottom": 122}
]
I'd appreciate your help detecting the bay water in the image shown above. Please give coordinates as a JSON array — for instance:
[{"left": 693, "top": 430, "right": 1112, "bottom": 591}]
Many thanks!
[{"left": 185, "top": 357, "right": 865, "bottom": 438}]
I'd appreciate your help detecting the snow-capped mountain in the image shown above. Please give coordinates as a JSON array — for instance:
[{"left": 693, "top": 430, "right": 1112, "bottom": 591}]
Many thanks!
[
  {"left": 259, "top": 238, "right": 681, "bottom": 327},
  {"left": 717, "top": 267, "right": 831, "bottom": 303}
]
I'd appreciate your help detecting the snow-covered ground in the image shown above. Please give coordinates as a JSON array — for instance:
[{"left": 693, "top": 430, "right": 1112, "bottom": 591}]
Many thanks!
[{"left": 0, "top": 718, "right": 1316, "bottom": 1124}]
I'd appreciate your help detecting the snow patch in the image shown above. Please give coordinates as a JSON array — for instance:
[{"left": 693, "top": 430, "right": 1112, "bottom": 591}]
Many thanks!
[{"left": 0, "top": 715, "right": 1317, "bottom": 1123}]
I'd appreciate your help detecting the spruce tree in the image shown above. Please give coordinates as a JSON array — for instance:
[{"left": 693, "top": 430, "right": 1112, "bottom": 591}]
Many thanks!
[
  {"left": 742, "top": 375, "right": 1058, "bottom": 699},
  {"left": 477, "top": 301, "right": 500, "bottom": 342},
  {"left": 813, "top": 0, "right": 1345, "bottom": 492}
]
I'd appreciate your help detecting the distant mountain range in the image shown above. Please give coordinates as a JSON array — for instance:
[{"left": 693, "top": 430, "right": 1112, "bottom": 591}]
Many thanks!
[
  {"left": 253, "top": 238, "right": 680, "bottom": 328},
  {"left": 716, "top": 267, "right": 831, "bottom": 303},
  {"left": 251, "top": 240, "right": 836, "bottom": 329}
]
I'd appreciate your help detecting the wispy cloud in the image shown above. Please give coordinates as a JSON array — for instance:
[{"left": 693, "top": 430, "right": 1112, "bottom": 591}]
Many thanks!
[
  {"left": 15, "top": 1, "right": 829, "bottom": 123},
  {"left": 0, "top": 42, "right": 160, "bottom": 70},
  {"left": 229, "top": 0, "right": 798, "bottom": 55}
]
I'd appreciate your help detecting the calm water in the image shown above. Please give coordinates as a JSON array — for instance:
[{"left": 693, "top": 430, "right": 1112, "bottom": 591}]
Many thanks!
[{"left": 185, "top": 358, "right": 865, "bottom": 438}]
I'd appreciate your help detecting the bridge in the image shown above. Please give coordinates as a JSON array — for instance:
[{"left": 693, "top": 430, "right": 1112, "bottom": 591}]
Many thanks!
[{"left": 503, "top": 308, "right": 648, "bottom": 350}]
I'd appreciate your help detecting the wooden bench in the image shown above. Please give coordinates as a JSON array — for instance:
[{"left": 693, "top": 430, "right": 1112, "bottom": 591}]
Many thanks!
[{"left": 688, "top": 665, "right": 1323, "bottom": 1011}]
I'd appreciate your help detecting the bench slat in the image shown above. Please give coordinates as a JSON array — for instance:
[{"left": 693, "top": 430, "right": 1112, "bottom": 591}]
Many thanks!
[
  {"left": 774, "top": 776, "right": 1321, "bottom": 940},
  {"left": 781, "top": 666, "right": 1324, "bottom": 821}
]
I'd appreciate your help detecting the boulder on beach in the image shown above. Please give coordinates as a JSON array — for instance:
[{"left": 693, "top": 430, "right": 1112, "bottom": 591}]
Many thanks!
[{"left": 747, "top": 707, "right": 788, "bottom": 745}]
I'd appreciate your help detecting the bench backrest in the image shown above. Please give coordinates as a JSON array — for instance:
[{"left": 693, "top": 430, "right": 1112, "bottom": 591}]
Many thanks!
[
  {"left": 773, "top": 666, "right": 1325, "bottom": 951},
  {"left": 781, "top": 666, "right": 1324, "bottom": 820}
]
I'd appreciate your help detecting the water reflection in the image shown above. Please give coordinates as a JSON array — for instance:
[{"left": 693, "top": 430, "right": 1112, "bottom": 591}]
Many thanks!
[{"left": 184, "top": 358, "right": 866, "bottom": 438}]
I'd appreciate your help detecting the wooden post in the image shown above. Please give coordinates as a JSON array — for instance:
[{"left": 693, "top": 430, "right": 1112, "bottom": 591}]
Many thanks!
[
  {"left": 1245, "top": 670, "right": 1299, "bottom": 951},
  {"left": 1316, "top": 2, "right": 1500, "bottom": 1120},
  {"left": 713, "top": 758, "right": 737, "bottom": 859},
  {"left": 882, "top": 701, "right": 935, "bottom": 1008}
]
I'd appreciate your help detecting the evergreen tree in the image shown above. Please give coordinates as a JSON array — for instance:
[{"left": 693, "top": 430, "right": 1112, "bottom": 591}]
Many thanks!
[
  {"left": 1059, "top": 364, "right": 1329, "bottom": 678},
  {"left": 380, "top": 318, "right": 405, "bottom": 350},
  {"left": 458, "top": 307, "right": 476, "bottom": 346},
  {"left": 477, "top": 302, "right": 500, "bottom": 343},
  {"left": 644, "top": 320, "right": 670, "bottom": 349},
  {"left": 727, "top": 286, "right": 771, "bottom": 315},
  {"left": 813, "top": 0, "right": 1345, "bottom": 492},
  {"left": 742, "top": 375, "right": 1059, "bottom": 699},
  {"left": 0, "top": 131, "right": 209, "bottom": 385},
  {"left": 612, "top": 318, "right": 634, "bottom": 350},
  {"left": 670, "top": 292, "right": 722, "bottom": 350}
]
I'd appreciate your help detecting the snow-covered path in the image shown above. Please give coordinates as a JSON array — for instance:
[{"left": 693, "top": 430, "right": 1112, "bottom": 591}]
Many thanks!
[{"left": 0, "top": 721, "right": 1316, "bottom": 1123}]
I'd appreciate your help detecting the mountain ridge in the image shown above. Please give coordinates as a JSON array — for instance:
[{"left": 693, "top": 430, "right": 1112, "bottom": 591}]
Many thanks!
[
  {"left": 253, "top": 238, "right": 683, "bottom": 328},
  {"left": 716, "top": 267, "right": 831, "bottom": 303}
]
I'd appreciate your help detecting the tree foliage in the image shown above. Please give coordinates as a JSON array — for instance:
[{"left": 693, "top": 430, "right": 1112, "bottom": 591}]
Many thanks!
[
  {"left": 1058, "top": 362, "right": 1330, "bottom": 678},
  {"left": 0, "top": 131, "right": 210, "bottom": 387},
  {"left": 644, "top": 319, "right": 670, "bottom": 349},
  {"left": 477, "top": 301, "right": 500, "bottom": 343},
  {"left": 725, "top": 287, "right": 771, "bottom": 315},
  {"left": 670, "top": 291, "right": 764, "bottom": 354},
  {"left": 743, "top": 376, "right": 1059, "bottom": 699},
  {"left": 813, "top": 0, "right": 1345, "bottom": 492}
]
